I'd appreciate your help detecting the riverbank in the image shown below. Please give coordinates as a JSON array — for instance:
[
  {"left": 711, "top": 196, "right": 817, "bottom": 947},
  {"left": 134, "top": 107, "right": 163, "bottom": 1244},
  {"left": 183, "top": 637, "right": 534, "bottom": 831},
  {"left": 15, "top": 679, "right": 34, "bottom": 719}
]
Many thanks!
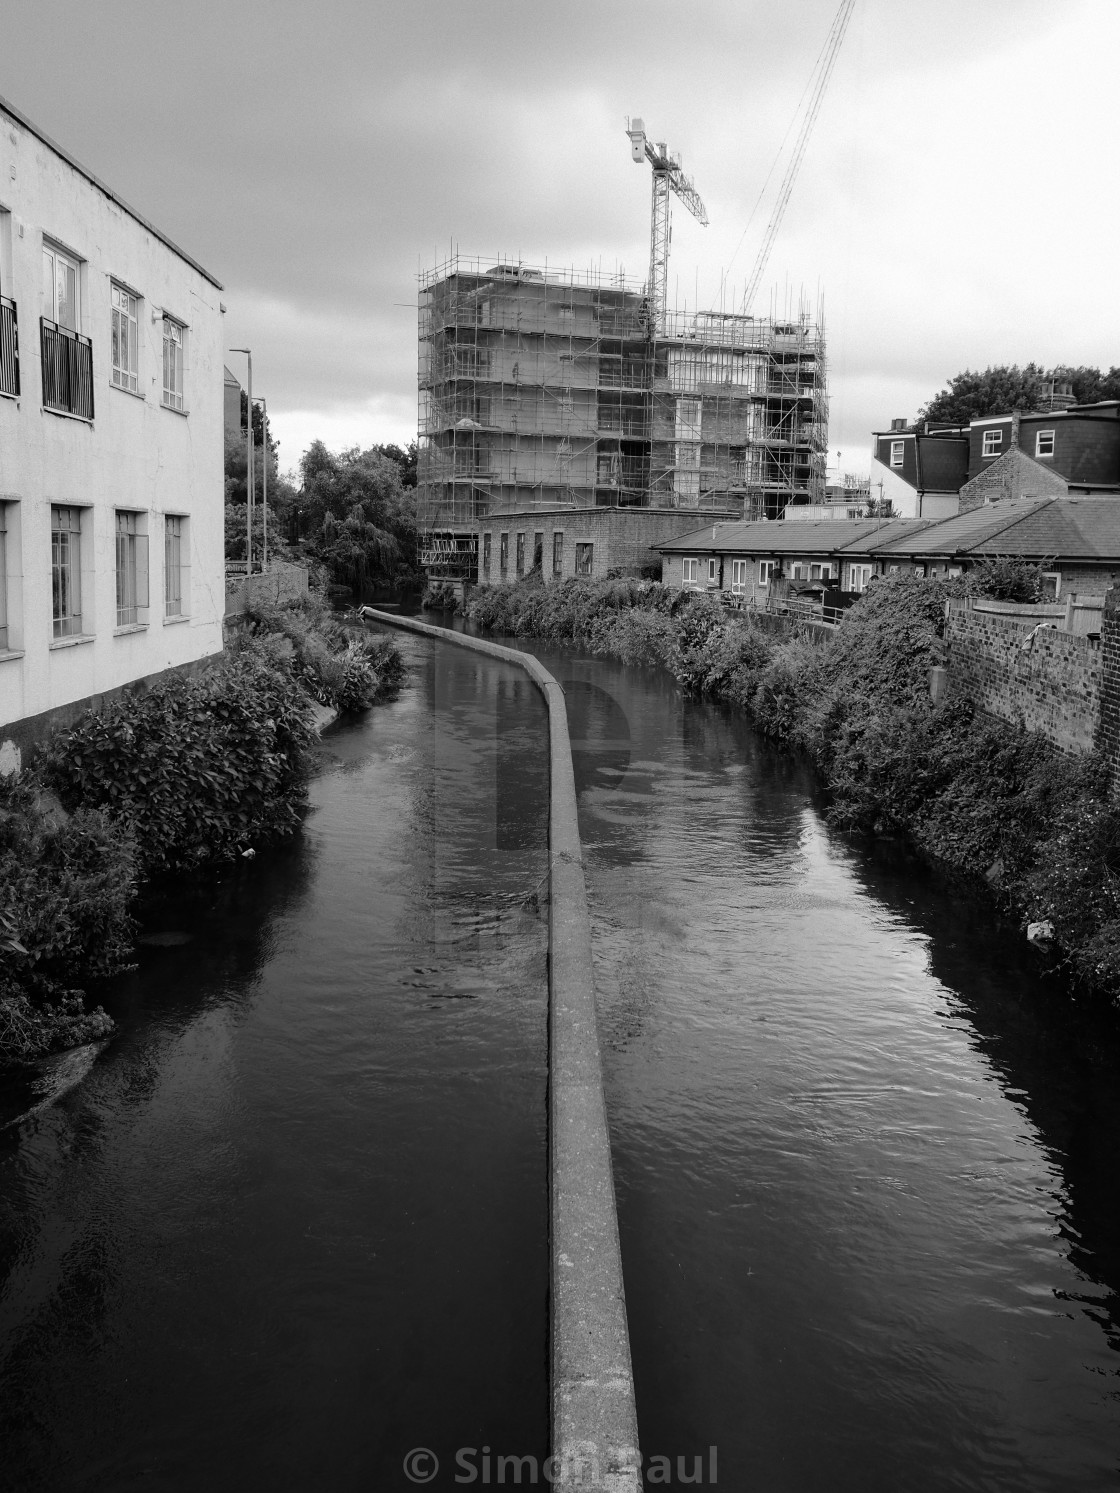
[
  {"left": 458, "top": 572, "right": 1120, "bottom": 1001},
  {"left": 0, "top": 597, "right": 405, "bottom": 1067}
]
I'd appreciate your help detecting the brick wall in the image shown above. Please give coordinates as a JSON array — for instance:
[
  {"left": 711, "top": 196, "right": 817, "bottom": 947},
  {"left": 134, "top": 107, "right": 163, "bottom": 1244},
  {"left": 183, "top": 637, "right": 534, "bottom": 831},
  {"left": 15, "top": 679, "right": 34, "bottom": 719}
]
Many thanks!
[
  {"left": 475, "top": 508, "right": 736, "bottom": 585},
  {"left": 944, "top": 598, "right": 1101, "bottom": 755},
  {"left": 1098, "top": 589, "right": 1120, "bottom": 777}
]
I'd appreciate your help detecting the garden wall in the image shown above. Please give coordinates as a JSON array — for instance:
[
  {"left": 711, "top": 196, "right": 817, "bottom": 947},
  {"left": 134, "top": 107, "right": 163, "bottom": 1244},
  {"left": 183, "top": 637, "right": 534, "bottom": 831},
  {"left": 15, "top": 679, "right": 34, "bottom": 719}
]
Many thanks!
[{"left": 944, "top": 598, "right": 1101, "bottom": 756}]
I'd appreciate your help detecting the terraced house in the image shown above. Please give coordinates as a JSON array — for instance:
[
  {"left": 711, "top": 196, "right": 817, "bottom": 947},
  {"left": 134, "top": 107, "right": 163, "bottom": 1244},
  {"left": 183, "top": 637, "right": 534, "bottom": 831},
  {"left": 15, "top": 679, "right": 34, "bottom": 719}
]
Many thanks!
[{"left": 0, "top": 96, "right": 225, "bottom": 762}]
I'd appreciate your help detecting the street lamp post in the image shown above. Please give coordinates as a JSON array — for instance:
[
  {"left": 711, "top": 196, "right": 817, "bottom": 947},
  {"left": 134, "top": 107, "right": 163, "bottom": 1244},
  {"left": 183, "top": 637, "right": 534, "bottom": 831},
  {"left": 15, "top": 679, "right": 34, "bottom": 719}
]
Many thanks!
[
  {"left": 231, "top": 348, "right": 252, "bottom": 572},
  {"left": 257, "top": 395, "right": 268, "bottom": 571}
]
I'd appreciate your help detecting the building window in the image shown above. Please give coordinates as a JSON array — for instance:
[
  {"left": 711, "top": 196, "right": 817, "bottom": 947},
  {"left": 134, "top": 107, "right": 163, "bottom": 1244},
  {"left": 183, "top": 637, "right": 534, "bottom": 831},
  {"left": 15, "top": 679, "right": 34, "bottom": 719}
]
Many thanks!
[
  {"left": 115, "top": 511, "right": 149, "bottom": 627},
  {"left": 575, "top": 542, "right": 593, "bottom": 577},
  {"left": 759, "top": 560, "right": 778, "bottom": 586},
  {"left": 981, "top": 429, "right": 1002, "bottom": 458},
  {"left": 499, "top": 532, "right": 509, "bottom": 577},
  {"left": 889, "top": 440, "right": 904, "bottom": 468},
  {"left": 848, "top": 563, "right": 872, "bottom": 592},
  {"left": 731, "top": 559, "right": 747, "bottom": 595},
  {"left": 791, "top": 562, "right": 806, "bottom": 580},
  {"left": 707, "top": 557, "right": 719, "bottom": 584},
  {"left": 1035, "top": 429, "right": 1055, "bottom": 459},
  {"left": 43, "top": 242, "right": 80, "bottom": 330},
  {"left": 482, "top": 532, "right": 492, "bottom": 578},
  {"left": 111, "top": 283, "right": 140, "bottom": 394},
  {"left": 552, "top": 531, "right": 564, "bottom": 576},
  {"left": 1042, "top": 570, "right": 1061, "bottom": 598},
  {"left": 683, "top": 557, "right": 700, "bottom": 588},
  {"left": 516, "top": 532, "right": 525, "bottom": 577},
  {"left": 165, "top": 514, "right": 186, "bottom": 617},
  {"left": 0, "top": 506, "right": 7, "bottom": 651},
  {"left": 51, "top": 505, "right": 84, "bottom": 639},
  {"left": 162, "top": 315, "right": 185, "bottom": 411},
  {"left": 533, "top": 531, "right": 543, "bottom": 569},
  {"left": 809, "top": 562, "right": 832, "bottom": 581}
]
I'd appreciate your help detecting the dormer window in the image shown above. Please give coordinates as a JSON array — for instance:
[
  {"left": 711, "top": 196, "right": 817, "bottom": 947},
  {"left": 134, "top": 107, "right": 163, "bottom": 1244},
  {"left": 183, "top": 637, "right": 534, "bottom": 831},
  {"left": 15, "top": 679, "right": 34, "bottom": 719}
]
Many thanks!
[
  {"left": 889, "top": 440, "right": 904, "bottom": 468},
  {"left": 1035, "top": 429, "right": 1055, "bottom": 459},
  {"left": 982, "top": 429, "right": 1002, "bottom": 458}
]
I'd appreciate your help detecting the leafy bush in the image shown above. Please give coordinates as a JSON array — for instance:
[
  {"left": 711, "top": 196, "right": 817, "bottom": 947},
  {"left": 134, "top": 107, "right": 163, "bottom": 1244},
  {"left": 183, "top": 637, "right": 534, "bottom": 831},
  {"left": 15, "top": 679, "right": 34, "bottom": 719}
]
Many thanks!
[
  {"left": 0, "top": 775, "right": 131, "bottom": 1063},
  {"left": 41, "top": 642, "right": 316, "bottom": 879},
  {"left": 422, "top": 582, "right": 459, "bottom": 611},
  {"left": 244, "top": 594, "right": 404, "bottom": 711}
]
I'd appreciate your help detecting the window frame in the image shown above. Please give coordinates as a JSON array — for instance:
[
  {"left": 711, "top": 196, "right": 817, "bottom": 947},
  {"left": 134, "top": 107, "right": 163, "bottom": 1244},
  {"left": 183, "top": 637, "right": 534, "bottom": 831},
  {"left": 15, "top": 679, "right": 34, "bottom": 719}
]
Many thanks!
[
  {"left": 981, "top": 429, "right": 1002, "bottom": 458},
  {"left": 730, "top": 558, "right": 747, "bottom": 595},
  {"left": 115, "top": 510, "right": 149, "bottom": 628},
  {"left": 1035, "top": 429, "right": 1056, "bottom": 459},
  {"left": 51, "top": 504, "right": 86, "bottom": 640},
  {"left": 164, "top": 513, "right": 187, "bottom": 619},
  {"left": 682, "top": 556, "right": 700, "bottom": 588},
  {"left": 516, "top": 531, "right": 526, "bottom": 577},
  {"left": 575, "top": 542, "right": 593, "bottom": 578},
  {"left": 0, "top": 505, "right": 7, "bottom": 652},
  {"left": 161, "top": 314, "right": 186, "bottom": 412},
  {"left": 552, "top": 531, "right": 564, "bottom": 577},
  {"left": 848, "top": 562, "right": 872, "bottom": 592},
  {"left": 482, "top": 531, "right": 492, "bottom": 578},
  {"left": 759, "top": 559, "right": 778, "bottom": 586},
  {"left": 889, "top": 440, "right": 904, "bottom": 468},
  {"left": 708, "top": 557, "right": 719, "bottom": 585},
  {"left": 499, "top": 531, "right": 509, "bottom": 578},
  {"left": 42, "top": 240, "right": 81, "bottom": 331},
  {"left": 111, "top": 281, "right": 141, "bottom": 395}
]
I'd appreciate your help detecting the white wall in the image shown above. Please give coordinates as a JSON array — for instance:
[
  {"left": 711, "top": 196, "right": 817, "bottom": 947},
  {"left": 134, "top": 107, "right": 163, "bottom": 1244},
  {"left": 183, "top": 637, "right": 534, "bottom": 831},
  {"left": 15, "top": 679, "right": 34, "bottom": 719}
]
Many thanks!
[
  {"left": 0, "top": 103, "right": 225, "bottom": 729},
  {"left": 869, "top": 459, "right": 920, "bottom": 518}
]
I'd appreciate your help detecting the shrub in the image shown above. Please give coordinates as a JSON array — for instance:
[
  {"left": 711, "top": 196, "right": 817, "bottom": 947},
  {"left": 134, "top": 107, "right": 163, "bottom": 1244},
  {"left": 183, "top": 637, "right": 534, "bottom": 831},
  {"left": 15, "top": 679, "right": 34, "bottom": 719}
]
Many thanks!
[
  {"left": 244, "top": 594, "right": 404, "bottom": 710},
  {"left": 40, "top": 642, "right": 317, "bottom": 878},
  {"left": 0, "top": 774, "right": 133, "bottom": 1063}
]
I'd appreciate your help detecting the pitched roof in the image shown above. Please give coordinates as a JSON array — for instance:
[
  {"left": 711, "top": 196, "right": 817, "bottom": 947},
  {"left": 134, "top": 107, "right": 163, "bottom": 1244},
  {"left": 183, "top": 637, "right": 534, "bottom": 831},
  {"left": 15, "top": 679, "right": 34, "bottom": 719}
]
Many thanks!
[
  {"left": 657, "top": 517, "right": 932, "bottom": 555},
  {"left": 875, "top": 496, "right": 1120, "bottom": 561}
]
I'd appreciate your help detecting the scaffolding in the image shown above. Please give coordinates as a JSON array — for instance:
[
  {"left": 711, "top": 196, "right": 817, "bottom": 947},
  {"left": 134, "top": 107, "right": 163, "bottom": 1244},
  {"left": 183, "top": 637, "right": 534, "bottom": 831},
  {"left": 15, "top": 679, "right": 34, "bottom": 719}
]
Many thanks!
[{"left": 417, "top": 255, "right": 828, "bottom": 575}]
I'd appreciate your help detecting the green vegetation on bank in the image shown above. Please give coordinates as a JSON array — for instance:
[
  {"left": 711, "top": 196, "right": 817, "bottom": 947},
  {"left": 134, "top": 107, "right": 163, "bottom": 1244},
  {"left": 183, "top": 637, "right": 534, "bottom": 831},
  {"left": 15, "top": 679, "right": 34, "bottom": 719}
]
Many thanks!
[
  {"left": 463, "top": 571, "right": 1120, "bottom": 1000},
  {"left": 0, "top": 601, "right": 405, "bottom": 1067}
]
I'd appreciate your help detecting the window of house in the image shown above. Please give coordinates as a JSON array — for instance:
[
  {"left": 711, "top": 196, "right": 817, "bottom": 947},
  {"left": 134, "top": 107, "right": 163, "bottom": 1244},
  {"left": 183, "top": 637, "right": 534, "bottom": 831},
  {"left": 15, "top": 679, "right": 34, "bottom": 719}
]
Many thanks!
[
  {"left": 165, "top": 514, "right": 187, "bottom": 617},
  {"left": 1042, "top": 571, "right": 1061, "bottom": 598},
  {"left": 810, "top": 562, "right": 832, "bottom": 581},
  {"left": 482, "top": 532, "right": 492, "bottom": 578},
  {"left": 115, "top": 511, "right": 149, "bottom": 627},
  {"left": 683, "top": 557, "right": 700, "bottom": 587},
  {"left": 552, "top": 531, "right": 564, "bottom": 576},
  {"left": 111, "top": 283, "right": 140, "bottom": 394},
  {"left": 43, "top": 241, "right": 80, "bottom": 330},
  {"left": 51, "top": 505, "right": 85, "bottom": 638},
  {"left": 981, "top": 429, "right": 1002, "bottom": 458},
  {"left": 575, "top": 542, "right": 593, "bottom": 577},
  {"left": 499, "top": 532, "right": 509, "bottom": 577},
  {"left": 848, "top": 563, "right": 872, "bottom": 592},
  {"left": 515, "top": 532, "right": 525, "bottom": 577},
  {"left": 889, "top": 440, "right": 904, "bottom": 468},
  {"left": 1035, "top": 429, "right": 1056, "bottom": 459},
  {"left": 708, "top": 558, "right": 718, "bottom": 584},
  {"left": 759, "top": 560, "right": 778, "bottom": 585},
  {"left": 731, "top": 559, "right": 747, "bottom": 595},
  {"left": 162, "top": 315, "right": 185, "bottom": 411},
  {"left": 791, "top": 562, "right": 806, "bottom": 580},
  {"left": 533, "top": 531, "right": 543, "bottom": 570},
  {"left": 0, "top": 506, "right": 7, "bottom": 651}
]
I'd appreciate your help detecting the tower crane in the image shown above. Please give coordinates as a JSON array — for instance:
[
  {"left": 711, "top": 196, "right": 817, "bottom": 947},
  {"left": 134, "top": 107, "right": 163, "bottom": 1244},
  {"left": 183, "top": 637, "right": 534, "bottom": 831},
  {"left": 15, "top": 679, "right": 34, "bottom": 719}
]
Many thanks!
[
  {"left": 625, "top": 118, "right": 708, "bottom": 334},
  {"left": 740, "top": 0, "right": 855, "bottom": 315}
]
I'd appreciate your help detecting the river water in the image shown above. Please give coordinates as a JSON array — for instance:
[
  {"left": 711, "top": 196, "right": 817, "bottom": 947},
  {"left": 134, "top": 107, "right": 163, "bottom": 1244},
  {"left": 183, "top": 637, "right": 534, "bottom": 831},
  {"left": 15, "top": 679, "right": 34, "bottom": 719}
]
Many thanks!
[
  {"left": 0, "top": 634, "right": 549, "bottom": 1491},
  {"left": 2, "top": 627, "right": 1120, "bottom": 1491},
  {"left": 515, "top": 637, "right": 1120, "bottom": 1492}
]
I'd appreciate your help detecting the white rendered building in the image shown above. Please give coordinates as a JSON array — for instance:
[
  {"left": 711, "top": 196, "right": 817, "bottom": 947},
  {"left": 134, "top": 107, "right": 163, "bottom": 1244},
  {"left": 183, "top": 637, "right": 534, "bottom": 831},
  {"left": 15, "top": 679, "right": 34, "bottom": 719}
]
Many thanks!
[{"left": 0, "top": 94, "right": 225, "bottom": 760}]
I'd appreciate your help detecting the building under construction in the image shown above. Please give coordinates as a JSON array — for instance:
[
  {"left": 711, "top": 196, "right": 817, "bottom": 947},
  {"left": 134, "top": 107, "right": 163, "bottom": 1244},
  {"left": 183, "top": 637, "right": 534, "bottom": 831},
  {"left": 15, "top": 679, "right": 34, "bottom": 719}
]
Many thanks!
[{"left": 417, "top": 255, "right": 828, "bottom": 581}]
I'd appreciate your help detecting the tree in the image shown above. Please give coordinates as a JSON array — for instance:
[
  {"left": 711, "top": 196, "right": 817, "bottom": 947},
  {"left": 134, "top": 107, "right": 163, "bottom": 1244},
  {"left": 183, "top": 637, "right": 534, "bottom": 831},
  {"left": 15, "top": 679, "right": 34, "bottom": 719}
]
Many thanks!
[
  {"left": 294, "top": 441, "right": 419, "bottom": 590},
  {"left": 918, "top": 362, "right": 1120, "bottom": 426}
]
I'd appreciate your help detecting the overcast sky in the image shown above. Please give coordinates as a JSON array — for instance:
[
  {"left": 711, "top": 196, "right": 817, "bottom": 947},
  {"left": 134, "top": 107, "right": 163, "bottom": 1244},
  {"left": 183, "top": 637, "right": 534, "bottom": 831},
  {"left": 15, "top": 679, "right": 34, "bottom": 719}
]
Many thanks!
[{"left": 4, "top": 0, "right": 1117, "bottom": 483}]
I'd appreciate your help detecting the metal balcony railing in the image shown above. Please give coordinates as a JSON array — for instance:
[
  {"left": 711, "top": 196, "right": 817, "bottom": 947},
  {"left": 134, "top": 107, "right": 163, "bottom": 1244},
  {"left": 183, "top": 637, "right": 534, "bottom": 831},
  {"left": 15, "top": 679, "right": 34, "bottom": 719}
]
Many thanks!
[
  {"left": 41, "top": 319, "right": 94, "bottom": 419},
  {"left": 0, "top": 297, "right": 19, "bottom": 397}
]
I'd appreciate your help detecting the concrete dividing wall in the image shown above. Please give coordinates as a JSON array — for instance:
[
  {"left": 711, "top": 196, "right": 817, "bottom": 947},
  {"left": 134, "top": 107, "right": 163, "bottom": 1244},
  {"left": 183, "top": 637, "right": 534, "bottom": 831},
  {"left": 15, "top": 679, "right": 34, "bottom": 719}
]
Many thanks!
[
  {"left": 360, "top": 609, "right": 642, "bottom": 1492},
  {"left": 944, "top": 597, "right": 1101, "bottom": 755},
  {"left": 224, "top": 563, "right": 310, "bottom": 616}
]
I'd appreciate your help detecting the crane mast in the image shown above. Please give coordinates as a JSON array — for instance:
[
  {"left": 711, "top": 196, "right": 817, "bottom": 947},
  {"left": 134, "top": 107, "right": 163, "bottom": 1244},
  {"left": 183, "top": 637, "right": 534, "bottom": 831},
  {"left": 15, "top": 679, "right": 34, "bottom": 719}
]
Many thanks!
[{"left": 626, "top": 118, "right": 708, "bottom": 334}]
